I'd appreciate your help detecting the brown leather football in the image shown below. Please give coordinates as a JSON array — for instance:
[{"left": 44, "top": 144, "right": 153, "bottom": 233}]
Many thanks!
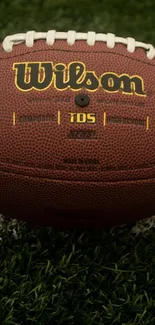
[{"left": 0, "top": 30, "right": 155, "bottom": 228}]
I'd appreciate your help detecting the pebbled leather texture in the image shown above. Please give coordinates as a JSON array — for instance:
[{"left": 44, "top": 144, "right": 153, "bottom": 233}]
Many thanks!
[{"left": 0, "top": 38, "right": 155, "bottom": 227}]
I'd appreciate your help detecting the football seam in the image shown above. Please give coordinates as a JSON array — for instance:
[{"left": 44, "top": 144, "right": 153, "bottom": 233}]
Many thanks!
[
  {"left": 0, "top": 167, "right": 155, "bottom": 184},
  {"left": 0, "top": 47, "right": 155, "bottom": 67}
]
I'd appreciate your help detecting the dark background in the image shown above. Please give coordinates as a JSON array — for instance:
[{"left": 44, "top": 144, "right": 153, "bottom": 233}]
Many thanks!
[{"left": 1, "top": 0, "right": 155, "bottom": 42}]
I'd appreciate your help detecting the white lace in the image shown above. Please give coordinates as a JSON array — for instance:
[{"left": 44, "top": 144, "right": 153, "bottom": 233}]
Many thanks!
[{"left": 2, "top": 30, "right": 155, "bottom": 60}]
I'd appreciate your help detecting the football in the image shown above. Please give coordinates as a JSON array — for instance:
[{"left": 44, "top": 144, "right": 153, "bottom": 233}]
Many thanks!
[{"left": 0, "top": 30, "right": 155, "bottom": 228}]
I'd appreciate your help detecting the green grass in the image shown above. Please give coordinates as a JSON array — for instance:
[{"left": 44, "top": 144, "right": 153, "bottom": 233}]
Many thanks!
[
  {"left": 1, "top": 0, "right": 155, "bottom": 324},
  {"left": 0, "top": 0, "right": 155, "bottom": 42},
  {"left": 1, "top": 217, "right": 155, "bottom": 324}
]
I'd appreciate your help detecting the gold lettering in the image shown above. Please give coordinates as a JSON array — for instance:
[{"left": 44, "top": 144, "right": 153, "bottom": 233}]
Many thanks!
[{"left": 13, "top": 61, "right": 146, "bottom": 97}]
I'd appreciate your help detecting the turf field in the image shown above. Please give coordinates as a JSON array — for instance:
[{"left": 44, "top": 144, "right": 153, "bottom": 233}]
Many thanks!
[{"left": 1, "top": 1, "right": 155, "bottom": 324}]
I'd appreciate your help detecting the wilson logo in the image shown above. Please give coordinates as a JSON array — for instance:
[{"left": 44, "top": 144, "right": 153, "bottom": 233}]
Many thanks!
[{"left": 13, "top": 61, "right": 146, "bottom": 96}]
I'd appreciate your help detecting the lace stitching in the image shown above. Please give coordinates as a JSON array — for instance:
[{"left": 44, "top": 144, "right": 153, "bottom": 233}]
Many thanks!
[{"left": 2, "top": 30, "right": 155, "bottom": 60}]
